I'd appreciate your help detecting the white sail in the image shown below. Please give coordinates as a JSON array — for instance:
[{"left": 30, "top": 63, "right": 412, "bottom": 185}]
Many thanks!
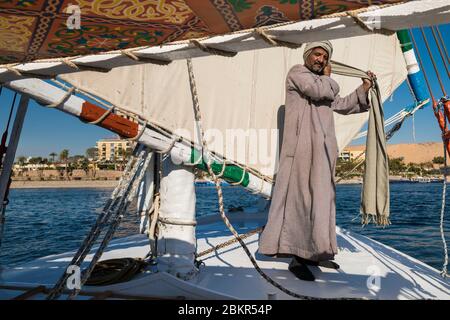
[{"left": 61, "top": 33, "right": 406, "bottom": 178}]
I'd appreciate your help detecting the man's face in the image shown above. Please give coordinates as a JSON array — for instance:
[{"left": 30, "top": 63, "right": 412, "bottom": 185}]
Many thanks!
[{"left": 304, "top": 47, "right": 329, "bottom": 74}]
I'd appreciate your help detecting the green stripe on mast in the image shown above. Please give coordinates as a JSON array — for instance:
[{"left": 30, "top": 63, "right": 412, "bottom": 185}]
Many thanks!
[
  {"left": 397, "top": 30, "right": 413, "bottom": 52},
  {"left": 190, "top": 148, "right": 250, "bottom": 187}
]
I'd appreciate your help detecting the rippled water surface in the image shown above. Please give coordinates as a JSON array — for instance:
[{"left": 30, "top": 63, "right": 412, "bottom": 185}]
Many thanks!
[{"left": 0, "top": 183, "right": 449, "bottom": 271}]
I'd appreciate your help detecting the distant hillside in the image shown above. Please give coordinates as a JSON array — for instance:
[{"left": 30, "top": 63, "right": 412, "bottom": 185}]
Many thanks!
[{"left": 346, "top": 142, "right": 444, "bottom": 164}]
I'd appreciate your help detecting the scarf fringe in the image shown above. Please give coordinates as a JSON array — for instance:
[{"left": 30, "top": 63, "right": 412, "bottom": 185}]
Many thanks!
[{"left": 361, "top": 213, "right": 391, "bottom": 227}]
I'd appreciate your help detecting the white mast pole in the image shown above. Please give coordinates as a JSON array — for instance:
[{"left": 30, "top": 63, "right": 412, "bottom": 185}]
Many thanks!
[{"left": 156, "top": 158, "right": 198, "bottom": 280}]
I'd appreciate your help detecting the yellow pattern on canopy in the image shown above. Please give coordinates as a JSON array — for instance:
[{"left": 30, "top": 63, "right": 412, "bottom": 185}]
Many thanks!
[{"left": 0, "top": 0, "right": 407, "bottom": 64}]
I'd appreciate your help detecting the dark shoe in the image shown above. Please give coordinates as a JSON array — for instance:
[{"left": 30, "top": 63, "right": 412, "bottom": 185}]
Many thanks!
[
  {"left": 317, "top": 260, "right": 340, "bottom": 270},
  {"left": 288, "top": 258, "right": 315, "bottom": 281},
  {"left": 296, "top": 257, "right": 340, "bottom": 270}
]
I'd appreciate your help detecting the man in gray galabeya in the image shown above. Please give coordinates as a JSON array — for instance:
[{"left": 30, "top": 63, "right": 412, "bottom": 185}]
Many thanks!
[{"left": 258, "top": 40, "right": 374, "bottom": 281}]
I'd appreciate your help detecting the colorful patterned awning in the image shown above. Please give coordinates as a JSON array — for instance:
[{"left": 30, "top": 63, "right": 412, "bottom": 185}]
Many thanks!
[{"left": 0, "top": 0, "right": 407, "bottom": 64}]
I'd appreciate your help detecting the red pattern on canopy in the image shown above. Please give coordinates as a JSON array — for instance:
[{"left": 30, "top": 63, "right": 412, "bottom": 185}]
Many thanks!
[{"left": 0, "top": 0, "right": 407, "bottom": 64}]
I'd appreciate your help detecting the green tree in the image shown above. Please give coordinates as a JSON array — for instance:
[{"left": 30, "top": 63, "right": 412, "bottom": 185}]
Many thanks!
[
  {"left": 389, "top": 157, "right": 406, "bottom": 174},
  {"left": 335, "top": 158, "right": 363, "bottom": 178},
  {"left": 433, "top": 156, "right": 445, "bottom": 164},
  {"left": 85, "top": 147, "right": 97, "bottom": 160},
  {"left": 49, "top": 152, "right": 57, "bottom": 163},
  {"left": 28, "top": 157, "right": 43, "bottom": 164},
  {"left": 17, "top": 156, "right": 27, "bottom": 166},
  {"left": 60, "top": 149, "right": 69, "bottom": 180}
]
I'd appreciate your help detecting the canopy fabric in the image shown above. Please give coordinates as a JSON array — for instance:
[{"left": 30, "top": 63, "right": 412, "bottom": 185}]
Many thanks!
[
  {"left": 61, "top": 33, "right": 406, "bottom": 178},
  {"left": 0, "top": 0, "right": 408, "bottom": 64}
]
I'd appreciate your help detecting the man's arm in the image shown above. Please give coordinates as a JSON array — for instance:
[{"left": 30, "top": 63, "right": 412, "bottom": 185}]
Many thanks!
[
  {"left": 288, "top": 65, "right": 340, "bottom": 101},
  {"left": 331, "top": 70, "right": 374, "bottom": 115},
  {"left": 331, "top": 85, "right": 370, "bottom": 115}
]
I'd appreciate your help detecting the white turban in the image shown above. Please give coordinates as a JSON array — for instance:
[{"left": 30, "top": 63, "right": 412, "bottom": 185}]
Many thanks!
[{"left": 303, "top": 41, "right": 333, "bottom": 63}]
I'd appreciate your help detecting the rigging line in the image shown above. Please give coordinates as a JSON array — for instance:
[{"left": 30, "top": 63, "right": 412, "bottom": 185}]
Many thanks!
[
  {"left": 430, "top": 26, "right": 450, "bottom": 79},
  {"left": 435, "top": 26, "right": 450, "bottom": 66},
  {"left": 409, "top": 29, "right": 436, "bottom": 104},
  {"left": 440, "top": 140, "right": 449, "bottom": 278},
  {"left": 419, "top": 27, "right": 447, "bottom": 96}
]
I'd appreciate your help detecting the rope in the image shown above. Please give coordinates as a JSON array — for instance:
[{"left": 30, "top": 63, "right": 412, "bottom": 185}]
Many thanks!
[
  {"left": 439, "top": 98, "right": 449, "bottom": 278},
  {"left": 410, "top": 30, "right": 436, "bottom": 105},
  {"left": 43, "top": 87, "right": 75, "bottom": 109},
  {"left": 254, "top": 28, "right": 303, "bottom": 49},
  {"left": 61, "top": 58, "right": 79, "bottom": 70},
  {"left": 158, "top": 217, "right": 197, "bottom": 226},
  {"left": 229, "top": 166, "right": 246, "bottom": 186},
  {"left": 84, "top": 258, "right": 148, "bottom": 286},
  {"left": 120, "top": 49, "right": 172, "bottom": 65},
  {"left": 337, "top": 98, "right": 428, "bottom": 183},
  {"left": 148, "top": 153, "right": 162, "bottom": 261},
  {"left": 186, "top": 58, "right": 359, "bottom": 300},
  {"left": 87, "top": 104, "right": 115, "bottom": 125},
  {"left": 419, "top": 27, "right": 447, "bottom": 97},
  {"left": 346, "top": 10, "right": 394, "bottom": 36},
  {"left": 155, "top": 136, "right": 182, "bottom": 154},
  {"left": 435, "top": 26, "right": 450, "bottom": 66},
  {"left": 190, "top": 40, "right": 237, "bottom": 57},
  {"left": 47, "top": 146, "right": 151, "bottom": 300},
  {"left": 216, "top": 160, "right": 227, "bottom": 178},
  {"left": 49, "top": 79, "right": 151, "bottom": 144},
  {"left": 352, "top": 106, "right": 413, "bottom": 141},
  {"left": 439, "top": 142, "right": 448, "bottom": 278},
  {"left": 430, "top": 26, "right": 450, "bottom": 78},
  {"left": 127, "top": 120, "right": 147, "bottom": 142},
  {"left": 197, "top": 227, "right": 263, "bottom": 258}
]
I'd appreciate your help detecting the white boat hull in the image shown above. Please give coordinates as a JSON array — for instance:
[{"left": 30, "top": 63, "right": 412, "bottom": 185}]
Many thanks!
[{"left": 0, "top": 211, "right": 449, "bottom": 300}]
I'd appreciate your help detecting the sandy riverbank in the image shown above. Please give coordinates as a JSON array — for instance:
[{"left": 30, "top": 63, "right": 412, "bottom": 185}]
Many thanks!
[
  {"left": 10, "top": 176, "right": 447, "bottom": 189},
  {"left": 10, "top": 180, "right": 118, "bottom": 189}
]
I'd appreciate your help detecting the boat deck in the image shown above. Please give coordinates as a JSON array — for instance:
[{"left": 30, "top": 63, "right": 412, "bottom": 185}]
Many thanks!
[{"left": 0, "top": 211, "right": 449, "bottom": 300}]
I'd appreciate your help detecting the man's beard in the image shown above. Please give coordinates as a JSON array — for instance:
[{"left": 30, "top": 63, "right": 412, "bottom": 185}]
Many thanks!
[{"left": 307, "top": 63, "right": 324, "bottom": 75}]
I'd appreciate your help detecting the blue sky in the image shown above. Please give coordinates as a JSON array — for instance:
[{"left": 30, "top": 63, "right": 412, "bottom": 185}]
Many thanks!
[
  {"left": 352, "top": 24, "right": 450, "bottom": 146},
  {"left": 0, "top": 24, "right": 449, "bottom": 158}
]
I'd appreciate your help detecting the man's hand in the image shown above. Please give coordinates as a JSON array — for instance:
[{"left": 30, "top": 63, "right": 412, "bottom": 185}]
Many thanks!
[
  {"left": 362, "top": 70, "right": 376, "bottom": 92},
  {"left": 323, "top": 63, "right": 331, "bottom": 76}
]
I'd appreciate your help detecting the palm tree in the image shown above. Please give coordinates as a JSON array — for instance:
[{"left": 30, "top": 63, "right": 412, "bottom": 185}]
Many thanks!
[
  {"left": 17, "top": 156, "right": 27, "bottom": 166},
  {"left": 60, "top": 149, "right": 69, "bottom": 180},
  {"left": 49, "top": 152, "right": 57, "bottom": 163}
]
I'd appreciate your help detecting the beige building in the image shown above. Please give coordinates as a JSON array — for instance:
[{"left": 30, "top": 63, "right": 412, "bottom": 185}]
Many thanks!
[
  {"left": 339, "top": 145, "right": 366, "bottom": 162},
  {"left": 96, "top": 138, "right": 133, "bottom": 162}
]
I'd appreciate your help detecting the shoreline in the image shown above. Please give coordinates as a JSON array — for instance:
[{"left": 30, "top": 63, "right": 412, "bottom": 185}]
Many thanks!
[
  {"left": 10, "top": 176, "right": 447, "bottom": 189},
  {"left": 10, "top": 180, "right": 118, "bottom": 189}
]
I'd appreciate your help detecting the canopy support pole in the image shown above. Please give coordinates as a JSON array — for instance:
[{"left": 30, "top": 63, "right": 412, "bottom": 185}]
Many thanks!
[
  {"left": 0, "top": 95, "right": 29, "bottom": 249},
  {"left": 4, "top": 78, "right": 273, "bottom": 198}
]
